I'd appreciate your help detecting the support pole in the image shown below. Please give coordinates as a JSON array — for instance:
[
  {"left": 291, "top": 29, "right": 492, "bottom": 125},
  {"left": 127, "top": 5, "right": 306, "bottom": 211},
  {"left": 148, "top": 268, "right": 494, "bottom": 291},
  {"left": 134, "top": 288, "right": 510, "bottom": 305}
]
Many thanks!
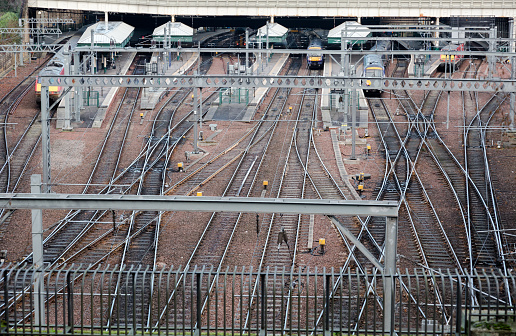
[
  {"left": 511, "top": 56, "right": 515, "bottom": 130},
  {"left": 63, "top": 48, "right": 72, "bottom": 130},
  {"left": 41, "top": 86, "right": 50, "bottom": 192},
  {"left": 384, "top": 216, "right": 398, "bottom": 334},
  {"left": 90, "top": 29, "right": 95, "bottom": 75},
  {"left": 433, "top": 17, "right": 440, "bottom": 48},
  {"left": 258, "top": 30, "right": 262, "bottom": 74},
  {"left": 351, "top": 90, "right": 357, "bottom": 160},
  {"left": 245, "top": 29, "right": 249, "bottom": 74},
  {"left": 193, "top": 87, "right": 199, "bottom": 153},
  {"left": 31, "top": 174, "right": 45, "bottom": 326},
  {"left": 266, "top": 22, "right": 269, "bottom": 65},
  {"left": 340, "top": 29, "right": 345, "bottom": 74},
  {"left": 488, "top": 27, "right": 496, "bottom": 79},
  {"left": 14, "top": 52, "right": 17, "bottom": 77},
  {"left": 74, "top": 51, "right": 82, "bottom": 121},
  {"left": 447, "top": 91, "right": 450, "bottom": 129}
]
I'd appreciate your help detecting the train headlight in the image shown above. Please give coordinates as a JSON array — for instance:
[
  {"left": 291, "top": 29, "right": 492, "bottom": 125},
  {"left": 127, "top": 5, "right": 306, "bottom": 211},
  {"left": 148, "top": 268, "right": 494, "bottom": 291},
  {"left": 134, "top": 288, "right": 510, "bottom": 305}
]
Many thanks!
[{"left": 366, "top": 80, "right": 371, "bottom": 86}]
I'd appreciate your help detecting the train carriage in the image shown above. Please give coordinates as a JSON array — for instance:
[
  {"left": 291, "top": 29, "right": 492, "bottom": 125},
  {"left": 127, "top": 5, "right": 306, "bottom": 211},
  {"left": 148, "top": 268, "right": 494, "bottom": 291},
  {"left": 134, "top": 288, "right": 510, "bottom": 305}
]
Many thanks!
[
  {"left": 307, "top": 38, "right": 324, "bottom": 69},
  {"left": 35, "top": 44, "right": 68, "bottom": 103},
  {"left": 440, "top": 43, "right": 465, "bottom": 70},
  {"left": 363, "top": 40, "right": 391, "bottom": 94}
]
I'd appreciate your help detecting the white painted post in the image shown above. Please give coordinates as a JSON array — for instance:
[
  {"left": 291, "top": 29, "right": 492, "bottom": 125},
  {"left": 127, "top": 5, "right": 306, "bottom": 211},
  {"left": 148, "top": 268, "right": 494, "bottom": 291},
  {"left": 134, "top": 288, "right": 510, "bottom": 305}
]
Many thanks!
[
  {"left": 384, "top": 216, "right": 398, "bottom": 334},
  {"left": 31, "top": 174, "right": 45, "bottom": 326}
]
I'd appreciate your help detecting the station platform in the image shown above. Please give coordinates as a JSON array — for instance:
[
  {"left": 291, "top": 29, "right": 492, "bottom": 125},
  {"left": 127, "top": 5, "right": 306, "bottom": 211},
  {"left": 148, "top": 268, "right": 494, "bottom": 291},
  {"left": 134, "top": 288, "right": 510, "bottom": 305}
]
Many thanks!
[
  {"left": 139, "top": 52, "right": 197, "bottom": 110},
  {"left": 56, "top": 50, "right": 136, "bottom": 129},
  {"left": 407, "top": 53, "right": 441, "bottom": 77},
  {"left": 57, "top": 28, "right": 232, "bottom": 129},
  {"left": 139, "top": 29, "right": 230, "bottom": 110},
  {"left": 206, "top": 53, "right": 289, "bottom": 122},
  {"left": 321, "top": 55, "right": 368, "bottom": 130}
]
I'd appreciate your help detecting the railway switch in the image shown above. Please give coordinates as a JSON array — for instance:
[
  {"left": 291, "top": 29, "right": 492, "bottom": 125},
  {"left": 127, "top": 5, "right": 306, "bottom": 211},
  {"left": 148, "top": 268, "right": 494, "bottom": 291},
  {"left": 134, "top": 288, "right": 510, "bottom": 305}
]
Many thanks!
[
  {"left": 177, "top": 162, "right": 183, "bottom": 172},
  {"left": 366, "top": 144, "right": 371, "bottom": 155},
  {"left": 319, "top": 238, "right": 326, "bottom": 255},
  {"left": 196, "top": 192, "right": 203, "bottom": 196},
  {"left": 263, "top": 180, "right": 268, "bottom": 189},
  {"left": 357, "top": 183, "right": 364, "bottom": 195},
  {"left": 353, "top": 173, "right": 371, "bottom": 182},
  {"left": 199, "top": 131, "right": 203, "bottom": 141}
]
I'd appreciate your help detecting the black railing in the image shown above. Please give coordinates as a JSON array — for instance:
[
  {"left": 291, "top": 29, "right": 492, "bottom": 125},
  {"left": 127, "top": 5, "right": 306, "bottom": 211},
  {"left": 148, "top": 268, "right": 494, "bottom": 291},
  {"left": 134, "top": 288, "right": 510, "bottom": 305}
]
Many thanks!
[{"left": 0, "top": 264, "right": 514, "bottom": 335}]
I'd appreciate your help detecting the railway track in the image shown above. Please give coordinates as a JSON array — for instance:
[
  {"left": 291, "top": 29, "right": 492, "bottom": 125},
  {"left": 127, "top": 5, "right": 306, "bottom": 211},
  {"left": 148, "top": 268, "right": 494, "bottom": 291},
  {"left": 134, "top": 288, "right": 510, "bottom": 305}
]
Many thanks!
[
  {"left": 148, "top": 56, "right": 304, "bottom": 331},
  {"left": 0, "top": 57, "right": 55, "bottom": 244}
]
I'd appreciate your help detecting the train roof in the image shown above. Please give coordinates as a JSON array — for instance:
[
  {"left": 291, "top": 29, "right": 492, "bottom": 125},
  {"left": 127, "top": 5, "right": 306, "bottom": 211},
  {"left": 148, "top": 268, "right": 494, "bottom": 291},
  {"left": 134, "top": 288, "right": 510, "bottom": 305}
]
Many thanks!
[
  {"left": 78, "top": 21, "right": 134, "bottom": 48},
  {"left": 152, "top": 22, "right": 193, "bottom": 42},
  {"left": 38, "top": 38, "right": 79, "bottom": 77},
  {"left": 328, "top": 21, "right": 371, "bottom": 44}
]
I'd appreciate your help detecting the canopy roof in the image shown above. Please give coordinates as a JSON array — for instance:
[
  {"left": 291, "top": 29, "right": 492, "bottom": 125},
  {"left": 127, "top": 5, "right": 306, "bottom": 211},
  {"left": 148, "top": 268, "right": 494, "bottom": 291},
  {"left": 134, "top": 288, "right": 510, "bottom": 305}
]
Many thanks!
[
  {"left": 78, "top": 21, "right": 134, "bottom": 46},
  {"left": 328, "top": 21, "right": 371, "bottom": 43},
  {"left": 257, "top": 22, "right": 288, "bottom": 38},
  {"left": 153, "top": 22, "right": 193, "bottom": 37}
]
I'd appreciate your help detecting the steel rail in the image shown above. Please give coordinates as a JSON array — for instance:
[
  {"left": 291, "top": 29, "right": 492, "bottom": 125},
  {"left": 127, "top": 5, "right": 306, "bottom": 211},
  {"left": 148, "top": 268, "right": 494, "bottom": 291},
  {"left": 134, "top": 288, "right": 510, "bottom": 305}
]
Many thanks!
[
  {"left": 464, "top": 93, "right": 506, "bottom": 267},
  {"left": 106, "top": 55, "right": 206, "bottom": 327},
  {"left": 0, "top": 71, "right": 147, "bottom": 323},
  {"left": 155, "top": 57, "right": 300, "bottom": 329},
  {"left": 242, "top": 68, "right": 309, "bottom": 332}
]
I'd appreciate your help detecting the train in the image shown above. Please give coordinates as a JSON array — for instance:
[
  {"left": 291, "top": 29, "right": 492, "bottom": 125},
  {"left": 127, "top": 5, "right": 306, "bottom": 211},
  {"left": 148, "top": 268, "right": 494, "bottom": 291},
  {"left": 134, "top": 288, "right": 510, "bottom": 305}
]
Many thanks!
[
  {"left": 307, "top": 38, "right": 324, "bottom": 69},
  {"left": 35, "top": 43, "right": 70, "bottom": 103},
  {"left": 363, "top": 40, "right": 391, "bottom": 94},
  {"left": 439, "top": 43, "right": 465, "bottom": 70}
]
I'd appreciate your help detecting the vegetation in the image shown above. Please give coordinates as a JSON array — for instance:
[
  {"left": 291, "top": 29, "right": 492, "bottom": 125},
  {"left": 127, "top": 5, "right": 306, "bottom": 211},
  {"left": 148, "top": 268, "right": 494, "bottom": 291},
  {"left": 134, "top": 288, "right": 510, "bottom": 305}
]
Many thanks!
[
  {"left": 0, "top": 0, "right": 24, "bottom": 14},
  {"left": 0, "top": 11, "right": 21, "bottom": 44},
  {"left": 0, "top": 12, "right": 19, "bottom": 28},
  {"left": 473, "top": 320, "right": 514, "bottom": 331}
]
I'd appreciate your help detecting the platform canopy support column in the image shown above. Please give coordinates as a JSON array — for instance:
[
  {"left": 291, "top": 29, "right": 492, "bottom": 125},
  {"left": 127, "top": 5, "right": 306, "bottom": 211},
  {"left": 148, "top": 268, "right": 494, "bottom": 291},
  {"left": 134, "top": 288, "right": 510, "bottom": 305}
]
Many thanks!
[
  {"left": 63, "top": 47, "right": 73, "bottom": 130},
  {"left": 511, "top": 56, "right": 515, "bottom": 130},
  {"left": 434, "top": 17, "right": 440, "bottom": 47},
  {"left": 73, "top": 51, "right": 82, "bottom": 121},
  {"left": 488, "top": 27, "right": 497, "bottom": 79}
]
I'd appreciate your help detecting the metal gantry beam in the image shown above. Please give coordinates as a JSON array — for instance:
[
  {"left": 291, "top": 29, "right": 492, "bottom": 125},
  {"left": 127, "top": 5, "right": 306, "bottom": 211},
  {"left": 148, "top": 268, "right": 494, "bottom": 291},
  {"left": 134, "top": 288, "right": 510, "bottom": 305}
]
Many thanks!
[
  {"left": 0, "top": 28, "right": 62, "bottom": 35},
  {"left": 0, "top": 193, "right": 398, "bottom": 217},
  {"left": 0, "top": 44, "right": 63, "bottom": 53},
  {"left": 1, "top": 42, "right": 515, "bottom": 56},
  {"left": 39, "top": 74, "right": 516, "bottom": 93},
  {"left": 19, "top": 18, "right": 74, "bottom": 26},
  {"left": 72, "top": 46, "right": 516, "bottom": 57}
]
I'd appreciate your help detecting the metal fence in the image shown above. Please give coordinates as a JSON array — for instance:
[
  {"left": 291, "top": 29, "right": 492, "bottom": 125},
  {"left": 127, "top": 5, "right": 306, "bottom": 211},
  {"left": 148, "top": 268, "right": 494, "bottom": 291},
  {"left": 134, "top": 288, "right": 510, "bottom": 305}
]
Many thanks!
[{"left": 1, "top": 264, "right": 515, "bottom": 335}]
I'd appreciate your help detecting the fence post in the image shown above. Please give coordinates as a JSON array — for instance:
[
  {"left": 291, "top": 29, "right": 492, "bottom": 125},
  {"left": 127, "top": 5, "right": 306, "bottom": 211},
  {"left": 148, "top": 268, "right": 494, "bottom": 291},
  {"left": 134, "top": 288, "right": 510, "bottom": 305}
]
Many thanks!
[
  {"left": 2, "top": 270, "right": 8, "bottom": 333},
  {"left": 260, "top": 273, "right": 266, "bottom": 336},
  {"left": 324, "top": 273, "right": 331, "bottom": 336},
  {"left": 66, "top": 271, "right": 74, "bottom": 333},
  {"left": 195, "top": 272, "right": 201, "bottom": 336}
]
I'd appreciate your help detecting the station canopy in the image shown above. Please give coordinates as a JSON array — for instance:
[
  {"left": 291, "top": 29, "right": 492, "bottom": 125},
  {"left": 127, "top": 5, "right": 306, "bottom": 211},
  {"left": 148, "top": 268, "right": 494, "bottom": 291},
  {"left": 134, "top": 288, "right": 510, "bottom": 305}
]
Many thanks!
[
  {"left": 153, "top": 22, "right": 193, "bottom": 43},
  {"left": 78, "top": 21, "right": 134, "bottom": 48},
  {"left": 328, "top": 21, "right": 371, "bottom": 45},
  {"left": 257, "top": 22, "right": 288, "bottom": 42}
]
